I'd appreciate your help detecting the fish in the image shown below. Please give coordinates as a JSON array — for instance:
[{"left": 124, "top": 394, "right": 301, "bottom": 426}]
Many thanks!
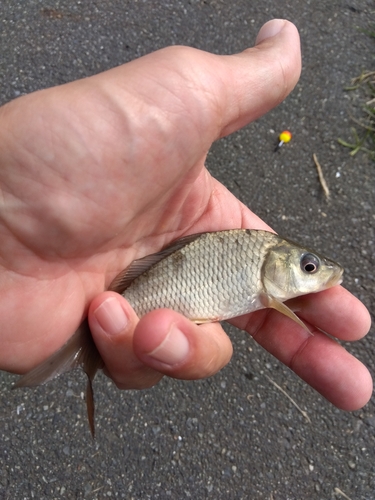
[{"left": 13, "top": 229, "right": 343, "bottom": 435}]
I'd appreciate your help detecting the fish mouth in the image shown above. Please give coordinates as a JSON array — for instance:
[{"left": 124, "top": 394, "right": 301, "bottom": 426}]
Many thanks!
[{"left": 326, "top": 266, "right": 344, "bottom": 288}]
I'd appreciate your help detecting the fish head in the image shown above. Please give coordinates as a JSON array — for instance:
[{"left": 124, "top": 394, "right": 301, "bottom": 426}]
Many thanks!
[{"left": 261, "top": 239, "right": 344, "bottom": 302}]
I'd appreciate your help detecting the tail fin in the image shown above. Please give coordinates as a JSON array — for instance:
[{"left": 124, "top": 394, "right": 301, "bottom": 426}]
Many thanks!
[{"left": 13, "top": 319, "right": 104, "bottom": 437}]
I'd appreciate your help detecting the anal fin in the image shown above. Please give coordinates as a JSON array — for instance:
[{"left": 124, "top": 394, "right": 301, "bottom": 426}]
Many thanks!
[{"left": 13, "top": 318, "right": 104, "bottom": 437}]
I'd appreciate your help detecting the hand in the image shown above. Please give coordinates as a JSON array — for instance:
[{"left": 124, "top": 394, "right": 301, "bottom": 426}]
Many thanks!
[{"left": 0, "top": 19, "right": 371, "bottom": 410}]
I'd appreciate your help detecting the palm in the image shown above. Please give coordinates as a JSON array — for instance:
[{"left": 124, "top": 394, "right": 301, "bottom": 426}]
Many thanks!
[{"left": 0, "top": 47, "right": 269, "bottom": 372}]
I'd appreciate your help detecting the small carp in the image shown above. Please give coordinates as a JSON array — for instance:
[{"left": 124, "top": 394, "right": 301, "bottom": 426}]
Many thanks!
[{"left": 14, "top": 229, "right": 343, "bottom": 435}]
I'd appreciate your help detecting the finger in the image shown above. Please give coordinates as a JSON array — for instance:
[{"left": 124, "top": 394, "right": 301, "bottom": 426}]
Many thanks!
[
  {"left": 88, "top": 292, "right": 163, "bottom": 390},
  {"left": 216, "top": 19, "right": 301, "bottom": 137},
  {"left": 285, "top": 285, "right": 371, "bottom": 341},
  {"left": 133, "top": 309, "right": 233, "bottom": 380},
  {"left": 89, "top": 19, "right": 301, "bottom": 156},
  {"left": 290, "top": 328, "right": 373, "bottom": 411},
  {"left": 230, "top": 309, "right": 373, "bottom": 410}
]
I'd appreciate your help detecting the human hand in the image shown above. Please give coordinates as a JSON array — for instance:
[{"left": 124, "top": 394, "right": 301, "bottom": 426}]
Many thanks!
[{"left": 1, "top": 19, "right": 371, "bottom": 410}]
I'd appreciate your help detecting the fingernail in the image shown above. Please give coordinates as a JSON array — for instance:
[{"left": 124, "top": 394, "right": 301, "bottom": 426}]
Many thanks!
[
  {"left": 148, "top": 325, "right": 189, "bottom": 366},
  {"left": 256, "top": 19, "right": 286, "bottom": 44},
  {"left": 93, "top": 297, "right": 128, "bottom": 335}
]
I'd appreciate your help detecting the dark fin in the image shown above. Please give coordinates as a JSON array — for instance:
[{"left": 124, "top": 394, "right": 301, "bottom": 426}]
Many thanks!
[
  {"left": 260, "top": 293, "right": 313, "bottom": 335},
  {"left": 13, "top": 318, "right": 104, "bottom": 437},
  {"left": 13, "top": 319, "right": 103, "bottom": 387},
  {"left": 109, "top": 233, "right": 203, "bottom": 294},
  {"left": 86, "top": 375, "right": 95, "bottom": 438},
  {"left": 80, "top": 325, "right": 104, "bottom": 438}
]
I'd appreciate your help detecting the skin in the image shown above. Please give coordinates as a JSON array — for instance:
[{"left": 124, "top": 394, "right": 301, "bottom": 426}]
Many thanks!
[{"left": 0, "top": 19, "right": 372, "bottom": 410}]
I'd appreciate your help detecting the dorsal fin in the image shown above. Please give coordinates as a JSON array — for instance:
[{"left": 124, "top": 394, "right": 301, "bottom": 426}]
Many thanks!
[{"left": 109, "top": 233, "right": 203, "bottom": 294}]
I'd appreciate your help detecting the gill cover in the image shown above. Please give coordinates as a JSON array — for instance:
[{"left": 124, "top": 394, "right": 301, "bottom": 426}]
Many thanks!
[{"left": 260, "top": 241, "right": 327, "bottom": 333}]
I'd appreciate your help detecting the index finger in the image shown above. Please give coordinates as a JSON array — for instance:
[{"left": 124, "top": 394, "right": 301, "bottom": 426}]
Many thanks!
[
  {"left": 231, "top": 285, "right": 371, "bottom": 341},
  {"left": 285, "top": 285, "right": 371, "bottom": 341},
  {"left": 229, "top": 286, "right": 372, "bottom": 410}
]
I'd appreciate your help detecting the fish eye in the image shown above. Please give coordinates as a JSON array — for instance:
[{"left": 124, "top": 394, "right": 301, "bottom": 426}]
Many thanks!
[{"left": 300, "top": 253, "right": 320, "bottom": 274}]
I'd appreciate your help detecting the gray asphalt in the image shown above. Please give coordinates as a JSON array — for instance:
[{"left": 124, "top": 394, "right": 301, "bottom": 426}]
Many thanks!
[{"left": 0, "top": 1, "right": 374, "bottom": 499}]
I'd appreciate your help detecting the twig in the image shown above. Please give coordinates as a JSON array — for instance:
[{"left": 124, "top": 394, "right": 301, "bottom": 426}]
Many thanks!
[
  {"left": 312, "top": 153, "right": 330, "bottom": 199},
  {"left": 334, "top": 487, "right": 353, "bottom": 500},
  {"left": 265, "top": 375, "right": 311, "bottom": 423}
]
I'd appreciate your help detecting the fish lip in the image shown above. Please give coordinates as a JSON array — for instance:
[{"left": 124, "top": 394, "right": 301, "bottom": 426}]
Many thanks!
[{"left": 327, "top": 266, "right": 344, "bottom": 288}]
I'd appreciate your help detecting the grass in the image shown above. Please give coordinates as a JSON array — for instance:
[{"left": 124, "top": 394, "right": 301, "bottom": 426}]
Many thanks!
[
  {"left": 338, "top": 20, "right": 375, "bottom": 161},
  {"left": 338, "top": 70, "right": 375, "bottom": 161}
]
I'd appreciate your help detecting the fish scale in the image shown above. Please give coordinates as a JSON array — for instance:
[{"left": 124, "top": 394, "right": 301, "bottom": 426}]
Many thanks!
[{"left": 123, "top": 230, "right": 275, "bottom": 322}]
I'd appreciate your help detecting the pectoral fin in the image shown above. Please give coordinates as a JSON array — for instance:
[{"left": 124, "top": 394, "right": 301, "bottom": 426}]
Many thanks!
[
  {"left": 13, "top": 318, "right": 104, "bottom": 437},
  {"left": 260, "top": 294, "right": 312, "bottom": 334}
]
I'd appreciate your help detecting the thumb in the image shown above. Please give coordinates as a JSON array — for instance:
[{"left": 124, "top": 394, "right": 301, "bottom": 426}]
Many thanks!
[
  {"left": 217, "top": 19, "right": 301, "bottom": 137},
  {"left": 87, "top": 19, "right": 300, "bottom": 148}
]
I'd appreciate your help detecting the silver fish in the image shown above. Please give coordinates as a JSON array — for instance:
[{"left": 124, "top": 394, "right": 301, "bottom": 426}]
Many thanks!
[{"left": 14, "top": 229, "right": 343, "bottom": 435}]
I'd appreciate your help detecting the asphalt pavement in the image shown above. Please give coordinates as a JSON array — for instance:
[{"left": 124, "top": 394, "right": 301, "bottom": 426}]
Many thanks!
[{"left": 0, "top": 1, "right": 374, "bottom": 499}]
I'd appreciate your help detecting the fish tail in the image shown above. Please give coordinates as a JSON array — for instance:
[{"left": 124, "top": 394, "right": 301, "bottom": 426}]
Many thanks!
[{"left": 13, "top": 318, "right": 104, "bottom": 437}]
